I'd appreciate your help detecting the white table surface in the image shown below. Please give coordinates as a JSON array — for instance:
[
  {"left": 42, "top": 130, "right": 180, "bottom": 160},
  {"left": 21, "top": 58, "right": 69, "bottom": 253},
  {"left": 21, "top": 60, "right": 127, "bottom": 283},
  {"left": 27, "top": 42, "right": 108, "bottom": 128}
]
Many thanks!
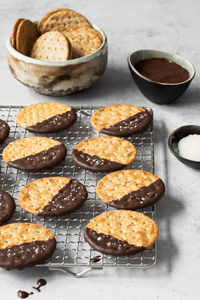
[{"left": 1, "top": 0, "right": 200, "bottom": 299}]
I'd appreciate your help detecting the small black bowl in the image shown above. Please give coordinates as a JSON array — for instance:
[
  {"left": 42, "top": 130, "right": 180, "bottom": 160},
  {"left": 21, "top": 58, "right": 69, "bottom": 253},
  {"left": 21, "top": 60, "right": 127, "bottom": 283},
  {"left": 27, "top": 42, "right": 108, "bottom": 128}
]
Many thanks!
[
  {"left": 127, "top": 49, "right": 195, "bottom": 105},
  {"left": 168, "top": 125, "right": 200, "bottom": 169}
]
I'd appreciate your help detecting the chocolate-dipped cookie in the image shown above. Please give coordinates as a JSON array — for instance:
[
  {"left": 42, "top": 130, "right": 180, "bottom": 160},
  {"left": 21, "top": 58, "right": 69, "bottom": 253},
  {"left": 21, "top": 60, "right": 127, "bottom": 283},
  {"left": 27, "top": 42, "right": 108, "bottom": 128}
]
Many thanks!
[
  {"left": 72, "top": 136, "right": 137, "bottom": 172},
  {"left": 2, "top": 137, "right": 67, "bottom": 171},
  {"left": 0, "top": 223, "right": 56, "bottom": 270},
  {"left": 96, "top": 169, "right": 165, "bottom": 209},
  {"left": 0, "top": 120, "right": 10, "bottom": 144},
  {"left": 90, "top": 104, "right": 152, "bottom": 137},
  {"left": 16, "top": 102, "right": 77, "bottom": 133},
  {"left": 84, "top": 210, "right": 158, "bottom": 256},
  {"left": 0, "top": 190, "right": 16, "bottom": 225},
  {"left": 18, "top": 177, "right": 87, "bottom": 216}
]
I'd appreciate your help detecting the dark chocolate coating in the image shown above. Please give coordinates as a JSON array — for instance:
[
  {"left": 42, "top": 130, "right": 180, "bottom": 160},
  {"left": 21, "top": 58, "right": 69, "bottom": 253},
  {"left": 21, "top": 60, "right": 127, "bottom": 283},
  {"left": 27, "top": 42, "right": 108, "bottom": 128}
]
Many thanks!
[
  {"left": 107, "top": 179, "right": 165, "bottom": 209},
  {"left": 0, "top": 119, "right": 10, "bottom": 144},
  {"left": 84, "top": 228, "right": 146, "bottom": 256},
  {"left": 7, "top": 144, "right": 67, "bottom": 172},
  {"left": 26, "top": 109, "right": 77, "bottom": 133},
  {"left": 0, "top": 238, "right": 56, "bottom": 270},
  {"left": 0, "top": 190, "right": 16, "bottom": 225},
  {"left": 33, "top": 278, "right": 47, "bottom": 292},
  {"left": 38, "top": 179, "right": 87, "bottom": 216},
  {"left": 17, "top": 290, "right": 31, "bottom": 298},
  {"left": 100, "top": 110, "right": 152, "bottom": 137},
  {"left": 72, "top": 149, "right": 126, "bottom": 172}
]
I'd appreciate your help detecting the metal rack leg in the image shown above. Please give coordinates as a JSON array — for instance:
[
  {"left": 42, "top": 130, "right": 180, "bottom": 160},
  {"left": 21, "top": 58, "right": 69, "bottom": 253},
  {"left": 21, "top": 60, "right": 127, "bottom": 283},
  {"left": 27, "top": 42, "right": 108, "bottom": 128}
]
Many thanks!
[{"left": 49, "top": 266, "right": 103, "bottom": 278}]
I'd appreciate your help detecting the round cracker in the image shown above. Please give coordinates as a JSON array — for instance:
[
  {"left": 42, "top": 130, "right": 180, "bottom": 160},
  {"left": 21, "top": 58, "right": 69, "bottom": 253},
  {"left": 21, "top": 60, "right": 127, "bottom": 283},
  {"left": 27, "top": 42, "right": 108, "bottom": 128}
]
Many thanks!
[
  {"left": 96, "top": 169, "right": 165, "bottom": 209},
  {"left": 11, "top": 18, "right": 24, "bottom": 49},
  {"left": 18, "top": 177, "right": 87, "bottom": 216},
  {"left": 73, "top": 136, "right": 137, "bottom": 165},
  {"left": 0, "top": 223, "right": 56, "bottom": 270},
  {"left": 2, "top": 137, "right": 61, "bottom": 163},
  {"left": 90, "top": 104, "right": 152, "bottom": 136},
  {"left": 62, "top": 27, "right": 102, "bottom": 58},
  {"left": 37, "top": 8, "right": 69, "bottom": 33},
  {"left": 42, "top": 9, "right": 92, "bottom": 33},
  {"left": 16, "top": 19, "right": 39, "bottom": 56},
  {"left": 30, "top": 31, "right": 70, "bottom": 61},
  {"left": 16, "top": 102, "right": 76, "bottom": 131},
  {"left": 2, "top": 137, "right": 67, "bottom": 172},
  {"left": 85, "top": 210, "right": 158, "bottom": 255}
]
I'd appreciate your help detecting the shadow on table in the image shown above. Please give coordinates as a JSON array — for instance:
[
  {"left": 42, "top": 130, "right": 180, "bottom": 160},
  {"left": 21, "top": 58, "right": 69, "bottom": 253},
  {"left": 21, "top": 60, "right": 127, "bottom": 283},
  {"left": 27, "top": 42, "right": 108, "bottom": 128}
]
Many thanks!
[
  {"left": 66, "top": 65, "right": 135, "bottom": 101},
  {"left": 152, "top": 120, "right": 184, "bottom": 274}
]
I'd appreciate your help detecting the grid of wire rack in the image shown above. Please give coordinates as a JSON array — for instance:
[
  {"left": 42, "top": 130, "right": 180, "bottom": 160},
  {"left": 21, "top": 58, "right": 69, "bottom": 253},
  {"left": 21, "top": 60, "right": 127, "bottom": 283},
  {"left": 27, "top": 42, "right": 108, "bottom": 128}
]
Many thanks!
[{"left": 0, "top": 105, "right": 156, "bottom": 275}]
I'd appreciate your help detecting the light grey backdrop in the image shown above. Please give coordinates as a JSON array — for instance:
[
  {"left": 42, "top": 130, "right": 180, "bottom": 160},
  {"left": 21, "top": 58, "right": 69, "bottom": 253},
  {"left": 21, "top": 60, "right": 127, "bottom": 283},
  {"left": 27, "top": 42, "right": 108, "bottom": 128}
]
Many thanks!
[{"left": 0, "top": 0, "right": 200, "bottom": 299}]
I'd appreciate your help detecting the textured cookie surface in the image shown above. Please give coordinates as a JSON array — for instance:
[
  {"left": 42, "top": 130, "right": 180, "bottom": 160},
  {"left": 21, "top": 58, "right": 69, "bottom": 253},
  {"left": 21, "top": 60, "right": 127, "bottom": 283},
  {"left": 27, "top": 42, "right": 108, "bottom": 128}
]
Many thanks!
[
  {"left": 85, "top": 210, "right": 158, "bottom": 256},
  {"left": 72, "top": 136, "right": 137, "bottom": 172},
  {"left": 30, "top": 31, "right": 70, "bottom": 61},
  {"left": 0, "top": 223, "right": 56, "bottom": 270},
  {"left": 16, "top": 102, "right": 77, "bottom": 133},
  {"left": 16, "top": 19, "right": 39, "bottom": 56},
  {"left": 62, "top": 27, "right": 102, "bottom": 58},
  {"left": 2, "top": 137, "right": 67, "bottom": 171},
  {"left": 19, "top": 177, "right": 87, "bottom": 216},
  {"left": 37, "top": 8, "right": 68, "bottom": 33},
  {"left": 0, "top": 120, "right": 10, "bottom": 144},
  {"left": 11, "top": 18, "right": 24, "bottom": 48},
  {"left": 42, "top": 9, "right": 92, "bottom": 33},
  {"left": 96, "top": 169, "right": 165, "bottom": 209},
  {"left": 0, "top": 190, "right": 16, "bottom": 225},
  {"left": 90, "top": 104, "right": 152, "bottom": 136}
]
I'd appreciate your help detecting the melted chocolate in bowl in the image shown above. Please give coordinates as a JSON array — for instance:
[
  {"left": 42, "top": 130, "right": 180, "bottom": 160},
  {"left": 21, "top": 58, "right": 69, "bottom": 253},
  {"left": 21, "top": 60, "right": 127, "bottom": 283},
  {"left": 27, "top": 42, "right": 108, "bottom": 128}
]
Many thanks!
[{"left": 134, "top": 58, "right": 190, "bottom": 84}]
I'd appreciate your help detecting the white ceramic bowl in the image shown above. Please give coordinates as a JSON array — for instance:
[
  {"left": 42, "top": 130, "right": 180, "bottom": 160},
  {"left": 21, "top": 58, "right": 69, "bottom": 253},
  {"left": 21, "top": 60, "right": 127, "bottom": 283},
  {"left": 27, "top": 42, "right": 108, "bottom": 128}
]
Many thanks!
[{"left": 7, "top": 24, "right": 108, "bottom": 96}]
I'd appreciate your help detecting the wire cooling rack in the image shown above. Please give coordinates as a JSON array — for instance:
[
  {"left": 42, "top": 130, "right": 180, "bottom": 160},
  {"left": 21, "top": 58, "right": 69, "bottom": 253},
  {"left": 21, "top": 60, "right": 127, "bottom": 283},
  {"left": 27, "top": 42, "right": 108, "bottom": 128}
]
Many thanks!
[{"left": 0, "top": 105, "right": 155, "bottom": 277}]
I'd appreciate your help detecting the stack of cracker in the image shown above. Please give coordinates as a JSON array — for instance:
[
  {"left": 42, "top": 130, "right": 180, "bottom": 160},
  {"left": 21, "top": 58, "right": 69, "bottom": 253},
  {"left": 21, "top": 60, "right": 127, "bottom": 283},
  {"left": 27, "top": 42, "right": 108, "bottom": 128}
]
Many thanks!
[{"left": 11, "top": 8, "right": 103, "bottom": 61}]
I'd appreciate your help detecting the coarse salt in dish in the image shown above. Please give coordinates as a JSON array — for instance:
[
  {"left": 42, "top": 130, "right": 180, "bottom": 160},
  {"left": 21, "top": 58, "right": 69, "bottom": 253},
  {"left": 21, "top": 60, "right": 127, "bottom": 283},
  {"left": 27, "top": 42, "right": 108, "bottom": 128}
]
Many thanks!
[{"left": 178, "top": 134, "right": 200, "bottom": 161}]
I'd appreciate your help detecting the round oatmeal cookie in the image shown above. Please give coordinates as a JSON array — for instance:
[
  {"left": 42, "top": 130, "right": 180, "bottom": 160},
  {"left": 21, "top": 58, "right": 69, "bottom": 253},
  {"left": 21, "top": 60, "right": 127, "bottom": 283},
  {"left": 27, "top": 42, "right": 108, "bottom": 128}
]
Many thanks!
[
  {"left": 72, "top": 136, "right": 137, "bottom": 172},
  {"left": 2, "top": 137, "right": 67, "bottom": 171},
  {"left": 16, "top": 102, "right": 77, "bottom": 133},
  {"left": 96, "top": 169, "right": 165, "bottom": 209},
  {"left": 84, "top": 210, "right": 158, "bottom": 256},
  {"left": 41, "top": 9, "right": 92, "bottom": 33},
  {"left": 0, "top": 190, "right": 16, "bottom": 225},
  {"left": 90, "top": 104, "right": 152, "bottom": 136},
  {"left": 30, "top": 31, "right": 71, "bottom": 61},
  {"left": 0, "top": 120, "right": 10, "bottom": 144},
  {"left": 0, "top": 223, "right": 56, "bottom": 270},
  {"left": 62, "top": 27, "right": 102, "bottom": 58},
  {"left": 18, "top": 177, "right": 87, "bottom": 216}
]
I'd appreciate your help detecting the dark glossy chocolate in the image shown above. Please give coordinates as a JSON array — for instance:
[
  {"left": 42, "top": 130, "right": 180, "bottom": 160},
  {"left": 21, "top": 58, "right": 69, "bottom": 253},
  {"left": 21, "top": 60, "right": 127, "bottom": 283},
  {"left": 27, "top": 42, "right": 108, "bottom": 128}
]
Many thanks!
[
  {"left": 26, "top": 109, "right": 77, "bottom": 133},
  {"left": 85, "top": 228, "right": 145, "bottom": 256},
  {"left": 90, "top": 255, "right": 101, "bottom": 263},
  {"left": 7, "top": 144, "right": 67, "bottom": 172},
  {"left": 107, "top": 179, "right": 165, "bottom": 209},
  {"left": 0, "top": 190, "right": 16, "bottom": 225},
  {"left": 0, "top": 119, "right": 10, "bottom": 144},
  {"left": 38, "top": 179, "right": 87, "bottom": 216},
  {"left": 17, "top": 291, "right": 33, "bottom": 298},
  {"left": 72, "top": 149, "right": 126, "bottom": 172},
  {"left": 33, "top": 278, "right": 47, "bottom": 292},
  {"left": 134, "top": 58, "right": 189, "bottom": 84},
  {"left": 0, "top": 238, "right": 56, "bottom": 270},
  {"left": 100, "top": 110, "right": 152, "bottom": 137}
]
